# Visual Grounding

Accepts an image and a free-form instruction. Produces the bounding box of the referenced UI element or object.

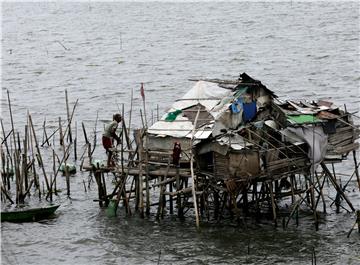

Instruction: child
[102,113,122,167]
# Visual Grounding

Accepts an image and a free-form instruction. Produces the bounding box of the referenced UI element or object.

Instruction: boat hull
[1,205,60,222]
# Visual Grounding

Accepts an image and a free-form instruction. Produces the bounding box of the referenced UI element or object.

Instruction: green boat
[1,204,60,222]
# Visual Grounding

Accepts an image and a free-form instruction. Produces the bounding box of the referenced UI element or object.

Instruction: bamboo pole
[0,119,12,164]
[121,104,125,176]
[339,162,360,194]
[169,178,173,215]
[321,162,355,212]
[13,151,20,203]
[42,117,50,146]
[6,90,17,156]
[0,128,13,145]
[1,185,14,204]
[65,99,79,142]
[269,181,277,227]
[29,114,50,191]
[41,127,60,147]
[309,175,318,230]
[314,172,327,213]
[285,185,310,227]
[46,144,71,199]
[145,134,150,216]
[91,110,98,155]
[28,114,37,190]
[111,174,128,215]
[190,107,201,229]
[6,91,20,203]
[138,132,144,218]
[122,121,132,151]
[62,128,70,198]
[82,122,89,144]
[111,143,139,216]
[352,150,360,190]
[157,159,170,219]
[347,210,360,237]
[65,89,73,143]
[59,116,64,146]
[52,149,57,195]
[128,88,133,136]
[74,121,77,160]
[176,166,183,218]
[156,104,159,121]
[141,83,148,129]
[101,172,107,206]
[94,170,103,207]
[16,132,21,153]
[33,163,40,200]
[0,130,10,190]
[23,125,28,192]
[1,146,6,189]
[140,109,145,130]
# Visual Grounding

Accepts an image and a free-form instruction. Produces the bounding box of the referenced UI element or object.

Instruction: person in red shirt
[102,113,122,167]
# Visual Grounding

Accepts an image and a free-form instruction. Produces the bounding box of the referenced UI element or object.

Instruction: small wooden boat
[1,204,60,222]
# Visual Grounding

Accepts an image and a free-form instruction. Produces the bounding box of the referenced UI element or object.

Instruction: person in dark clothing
[172,142,181,167]
[102,113,122,167]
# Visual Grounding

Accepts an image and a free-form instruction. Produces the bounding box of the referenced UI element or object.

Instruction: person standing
[102,113,122,167]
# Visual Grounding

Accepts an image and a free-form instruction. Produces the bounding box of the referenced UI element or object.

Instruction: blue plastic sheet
[242,101,257,122]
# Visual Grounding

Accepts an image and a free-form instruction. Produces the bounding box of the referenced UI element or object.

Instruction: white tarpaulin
[148,81,234,138]
[170,81,233,116]
[286,126,328,170]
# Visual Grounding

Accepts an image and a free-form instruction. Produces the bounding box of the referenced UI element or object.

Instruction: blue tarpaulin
[242,101,257,122]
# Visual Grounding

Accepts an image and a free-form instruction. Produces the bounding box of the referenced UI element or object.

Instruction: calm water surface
[1,2,360,265]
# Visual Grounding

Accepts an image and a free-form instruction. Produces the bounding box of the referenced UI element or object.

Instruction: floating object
[1,204,60,222]
[59,163,76,174]
[91,159,106,168]
[106,199,117,217]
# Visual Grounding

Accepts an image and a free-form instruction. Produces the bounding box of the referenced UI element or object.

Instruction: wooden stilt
[352,150,360,190]
[269,182,277,227]
[95,171,103,207]
[314,172,327,213]
[144,129,150,216]
[157,159,170,219]
[101,172,108,206]
[176,167,183,218]
[321,162,355,212]
[290,175,295,204]
[309,175,318,231]
[136,131,144,218]
[169,180,173,214]
[190,108,201,229]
